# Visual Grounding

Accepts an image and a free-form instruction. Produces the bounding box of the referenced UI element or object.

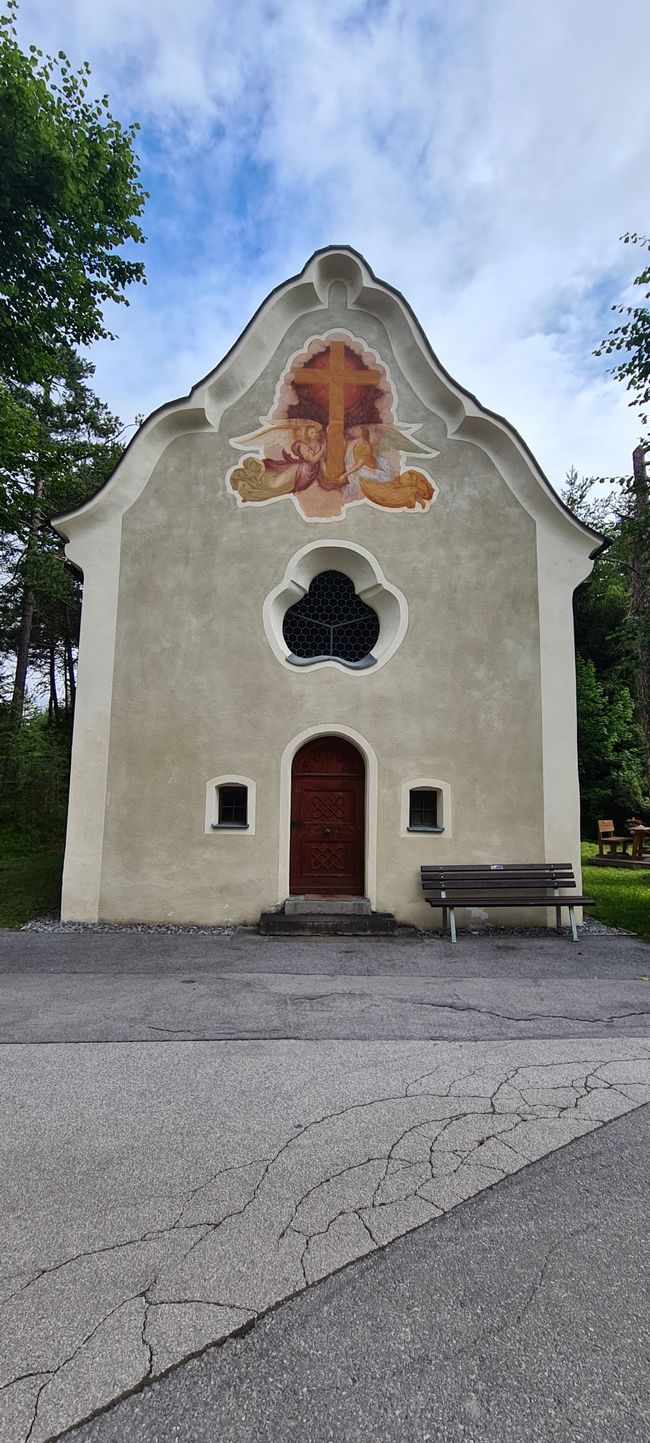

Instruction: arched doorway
[290,737,365,896]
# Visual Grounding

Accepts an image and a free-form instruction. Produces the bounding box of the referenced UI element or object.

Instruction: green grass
[581,841,650,940]
[0,841,64,928]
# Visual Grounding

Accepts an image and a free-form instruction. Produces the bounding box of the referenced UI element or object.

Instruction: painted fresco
[227,330,438,520]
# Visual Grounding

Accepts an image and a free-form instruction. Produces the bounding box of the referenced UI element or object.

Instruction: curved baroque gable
[53,246,604,571]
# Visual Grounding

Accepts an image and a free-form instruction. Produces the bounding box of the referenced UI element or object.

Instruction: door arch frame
[278,724,378,907]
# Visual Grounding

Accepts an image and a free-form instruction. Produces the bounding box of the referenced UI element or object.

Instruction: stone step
[284,896,371,916]
[259,909,416,937]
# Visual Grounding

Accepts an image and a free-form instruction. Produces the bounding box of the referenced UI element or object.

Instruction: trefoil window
[282,570,379,668]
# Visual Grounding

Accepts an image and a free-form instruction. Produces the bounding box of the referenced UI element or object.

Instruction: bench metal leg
[449,907,457,944]
[555,905,562,935]
[568,905,578,943]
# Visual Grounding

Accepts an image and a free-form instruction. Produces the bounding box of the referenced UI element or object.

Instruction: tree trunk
[8,587,36,732]
[65,636,76,711]
[8,463,45,733]
[49,643,60,724]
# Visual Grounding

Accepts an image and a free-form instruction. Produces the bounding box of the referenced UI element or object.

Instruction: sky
[16,0,650,488]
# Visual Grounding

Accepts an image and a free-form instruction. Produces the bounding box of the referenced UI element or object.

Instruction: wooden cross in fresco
[292,340,381,486]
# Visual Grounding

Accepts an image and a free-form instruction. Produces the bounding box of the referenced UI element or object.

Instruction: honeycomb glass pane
[283,570,380,663]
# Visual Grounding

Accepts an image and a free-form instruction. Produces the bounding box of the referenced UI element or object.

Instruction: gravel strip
[422,918,629,938]
[21,914,629,938]
[22,914,236,936]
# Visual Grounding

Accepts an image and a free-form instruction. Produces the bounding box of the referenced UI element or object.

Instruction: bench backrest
[597,820,615,838]
[420,863,576,895]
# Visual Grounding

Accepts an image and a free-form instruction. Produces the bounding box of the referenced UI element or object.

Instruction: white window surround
[263,541,408,674]
[400,779,452,838]
[204,775,256,834]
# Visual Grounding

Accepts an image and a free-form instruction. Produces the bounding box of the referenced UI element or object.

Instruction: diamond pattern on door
[310,794,345,821]
[309,844,346,872]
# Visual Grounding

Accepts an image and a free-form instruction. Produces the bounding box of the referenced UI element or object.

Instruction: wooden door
[290,737,365,896]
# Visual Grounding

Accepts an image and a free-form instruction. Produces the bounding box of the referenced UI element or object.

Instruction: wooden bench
[420,863,594,943]
[597,820,629,857]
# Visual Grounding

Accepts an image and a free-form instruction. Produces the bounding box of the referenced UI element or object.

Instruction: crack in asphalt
[513,1234,574,1330]
[4,995,650,1052]
[3,1052,648,1307]
[21,1291,150,1443]
[371,994,650,1026]
[449,1229,584,1367]
[2,1048,650,1443]
[145,1025,196,1037]
[140,1296,154,1385]
[0,1225,210,1313]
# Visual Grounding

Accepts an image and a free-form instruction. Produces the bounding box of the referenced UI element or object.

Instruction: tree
[562,468,648,831]
[0,3,146,845]
[563,469,636,691]
[0,0,145,781]
[0,699,72,835]
[595,233,650,431]
[594,236,650,791]
[0,0,146,386]
[575,655,647,834]
[0,348,125,737]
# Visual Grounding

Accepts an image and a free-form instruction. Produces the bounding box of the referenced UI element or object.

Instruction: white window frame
[204,775,256,835]
[400,779,451,837]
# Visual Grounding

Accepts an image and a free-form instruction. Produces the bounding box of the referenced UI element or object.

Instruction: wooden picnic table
[630,826,650,859]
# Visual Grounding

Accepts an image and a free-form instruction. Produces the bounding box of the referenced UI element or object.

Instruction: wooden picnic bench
[420,863,594,943]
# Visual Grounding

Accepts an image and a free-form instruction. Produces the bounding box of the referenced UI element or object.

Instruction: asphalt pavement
[1,925,649,1442]
[65,1100,650,1443]
[2,928,650,1042]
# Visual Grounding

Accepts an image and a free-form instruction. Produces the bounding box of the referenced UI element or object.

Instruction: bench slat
[421,875,575,883]
[422,866,578,886]
[421,870,574,879]
[420,862,573,871]
[424,895,594,906]
[421,865,574,877]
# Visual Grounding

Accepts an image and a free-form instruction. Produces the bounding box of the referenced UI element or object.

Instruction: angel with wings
[339,425,435,509]
[228,421,326,503]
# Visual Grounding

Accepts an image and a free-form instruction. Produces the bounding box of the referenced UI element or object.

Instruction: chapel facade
[55,248,602,928]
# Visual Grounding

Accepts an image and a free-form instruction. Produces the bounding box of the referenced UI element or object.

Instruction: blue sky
[16,0,650,485]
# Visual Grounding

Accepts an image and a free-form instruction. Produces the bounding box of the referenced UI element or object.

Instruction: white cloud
[16,0,650,483]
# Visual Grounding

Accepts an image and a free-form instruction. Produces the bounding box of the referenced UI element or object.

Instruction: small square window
[409,789,437,829]
[218,785,248,827]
